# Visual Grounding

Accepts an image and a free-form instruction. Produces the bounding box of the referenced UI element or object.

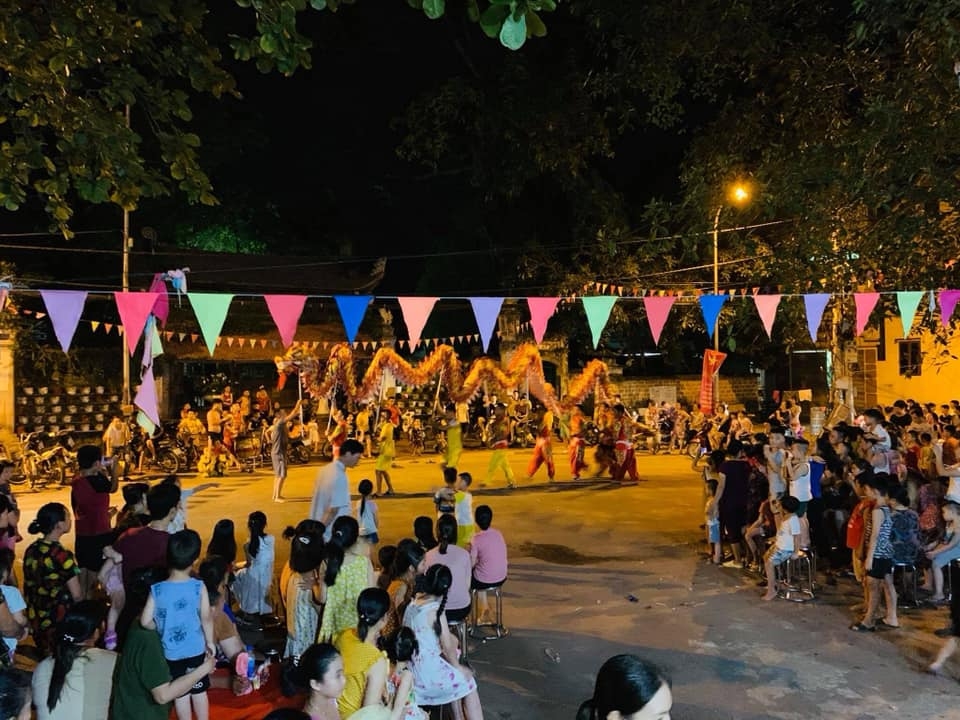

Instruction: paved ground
[13,447,960,719]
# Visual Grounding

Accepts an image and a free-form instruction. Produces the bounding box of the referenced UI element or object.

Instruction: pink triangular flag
[526,297,560,344]
[104,323,114,334]
[939,290,960,327]
[854,292,881,335]
[397,297,438,350]
[752,294,782,339]
[264,295,307,349]
[134,365,161,426]
[148,274,169,327]
[114,292,160,354]
[642,296,676,346]
[35,312,46,319]
[40,290,87,353]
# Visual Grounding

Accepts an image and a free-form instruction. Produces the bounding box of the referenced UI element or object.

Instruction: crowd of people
[700,396,960,671]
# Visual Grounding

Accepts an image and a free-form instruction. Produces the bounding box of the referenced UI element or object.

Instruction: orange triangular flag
[104,323,113,334]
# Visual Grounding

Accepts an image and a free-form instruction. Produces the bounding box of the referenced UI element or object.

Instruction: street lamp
[711,182,751,408]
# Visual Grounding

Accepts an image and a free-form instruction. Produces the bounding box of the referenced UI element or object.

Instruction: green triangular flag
[581,296,618,348]
[189,293,234,356]
[896,291,924,337]
[150,318,164,358]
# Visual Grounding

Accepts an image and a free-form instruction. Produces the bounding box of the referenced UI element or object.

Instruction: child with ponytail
[402,564,482,720]
[356,479,380,546]
[233,511,275,617]
[333,588,390,717]
[318,516,375,643]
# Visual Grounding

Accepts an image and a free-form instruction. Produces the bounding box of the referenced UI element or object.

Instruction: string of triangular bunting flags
[12,287,960,358]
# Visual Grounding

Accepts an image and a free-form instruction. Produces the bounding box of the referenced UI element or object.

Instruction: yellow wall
[870,317,960,405]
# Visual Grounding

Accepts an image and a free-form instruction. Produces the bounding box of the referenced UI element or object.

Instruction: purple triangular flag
[803,293,831,344]
[939,290,960,327]
[40,290,87,353]
[469,297,504,352]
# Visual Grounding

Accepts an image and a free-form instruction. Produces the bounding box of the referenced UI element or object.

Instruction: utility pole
[121,104,131,407]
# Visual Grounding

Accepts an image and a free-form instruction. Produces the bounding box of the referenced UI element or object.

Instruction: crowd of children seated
[0,439,513,719]
[702,398,960,670]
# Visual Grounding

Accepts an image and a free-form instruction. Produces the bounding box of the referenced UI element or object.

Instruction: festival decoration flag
[469,297,505,352]
[334,295,372,344]
[581,296,618,348]
[114,292,161,354]
[104,323,113,334]
[939,289,960,327]
[264,295,307,348]
[752,294,782,339]
[39,290,87,353]
[134,365,161,426]
[642,296,676,346]
[698,349,727,414]
[896,291,924,337]
[136,410,156,436]
[150,319,164,358]
[398,297,438,349]
[698,294,728,341]
[90,321,100,332]
[803,293,831,343]
[189,293,234,356]
[526,297,560,344]
[854,292,880,335]
[148,274,169,326]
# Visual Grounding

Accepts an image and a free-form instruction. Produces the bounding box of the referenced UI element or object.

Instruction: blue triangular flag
[334,296,372,343]
[698,294,728,341]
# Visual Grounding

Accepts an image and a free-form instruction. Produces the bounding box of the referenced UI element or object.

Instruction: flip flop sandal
[849,623,876,632]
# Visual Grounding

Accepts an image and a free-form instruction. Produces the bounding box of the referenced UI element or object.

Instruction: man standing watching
[71,445,119,597]
[310,439,363,540]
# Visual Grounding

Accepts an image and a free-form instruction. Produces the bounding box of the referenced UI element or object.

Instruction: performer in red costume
[612,404,640,482]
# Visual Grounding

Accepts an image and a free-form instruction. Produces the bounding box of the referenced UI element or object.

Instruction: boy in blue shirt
[141,529,214,720]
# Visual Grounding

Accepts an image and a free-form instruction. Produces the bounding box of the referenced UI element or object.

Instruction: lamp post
[710,183,751,411]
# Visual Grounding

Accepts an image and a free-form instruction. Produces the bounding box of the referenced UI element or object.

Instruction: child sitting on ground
[762,495,802,601]
[141,529,215,720]
[196,441,226,478]
[455,473,475,548]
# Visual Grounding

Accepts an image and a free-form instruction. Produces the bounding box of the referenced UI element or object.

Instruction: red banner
[699,349,727,414]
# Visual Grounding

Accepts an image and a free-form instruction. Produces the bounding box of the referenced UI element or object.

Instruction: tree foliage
[0,0,555,236]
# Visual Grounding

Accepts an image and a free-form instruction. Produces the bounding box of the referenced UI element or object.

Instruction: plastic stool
[776,549,816,602]
[469,582,508,640]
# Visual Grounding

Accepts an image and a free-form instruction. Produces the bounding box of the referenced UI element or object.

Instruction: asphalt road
[12,447,960,719]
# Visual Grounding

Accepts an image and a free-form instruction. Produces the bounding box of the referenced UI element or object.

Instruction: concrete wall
[867,317,960,406]
[610,374,761,410]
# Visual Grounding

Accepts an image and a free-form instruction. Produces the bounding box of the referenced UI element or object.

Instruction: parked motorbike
[11,431,74,489]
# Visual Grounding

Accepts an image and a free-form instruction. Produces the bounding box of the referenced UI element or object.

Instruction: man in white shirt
[310,439,363,540]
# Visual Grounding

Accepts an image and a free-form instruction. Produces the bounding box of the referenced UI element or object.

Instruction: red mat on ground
[172,669,305,720]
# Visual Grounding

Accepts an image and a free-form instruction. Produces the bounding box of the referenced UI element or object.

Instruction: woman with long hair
[31,600,116,720]
[318,516,375,643]
[22,503,82,655]
[296,643,345,720]
[281,520,326,658]
[233,510,276,617]
[402,564,482,719]
[424,515,472,623]
[381,539,426,642]
[206,518,238,567]
[334,588,390,717]
[576,655,672,720]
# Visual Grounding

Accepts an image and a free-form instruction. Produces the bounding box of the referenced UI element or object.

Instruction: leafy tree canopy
[0,0,555,236]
